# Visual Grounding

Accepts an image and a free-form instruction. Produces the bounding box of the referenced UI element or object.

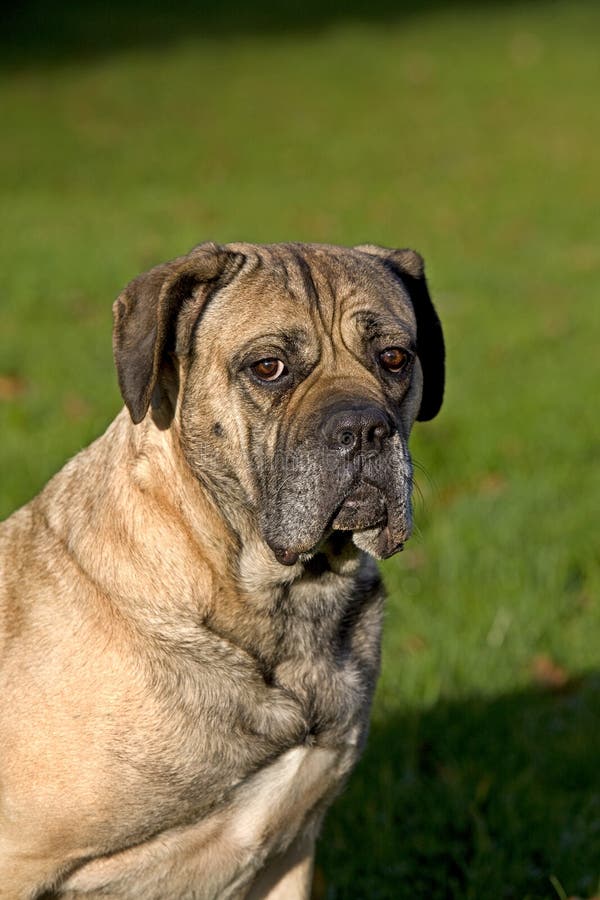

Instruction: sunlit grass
[1,1,599,896]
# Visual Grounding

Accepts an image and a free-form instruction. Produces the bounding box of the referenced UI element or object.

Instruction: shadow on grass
[4,0,548,70]
[318,672,600,899]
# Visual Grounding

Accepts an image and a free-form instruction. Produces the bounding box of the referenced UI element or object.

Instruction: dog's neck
[41,410,369,665]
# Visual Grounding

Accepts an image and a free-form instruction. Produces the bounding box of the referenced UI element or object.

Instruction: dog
[0,242,444,899]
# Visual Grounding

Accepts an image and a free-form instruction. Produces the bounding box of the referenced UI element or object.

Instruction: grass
[1,1,599,897]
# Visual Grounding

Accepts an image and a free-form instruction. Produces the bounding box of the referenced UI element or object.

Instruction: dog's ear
[113,242,243,424]
[355,244,445,421]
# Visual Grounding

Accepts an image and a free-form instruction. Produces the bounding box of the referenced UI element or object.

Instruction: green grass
[1,2,599,897]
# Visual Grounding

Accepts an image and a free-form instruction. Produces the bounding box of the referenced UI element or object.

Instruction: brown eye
[251,358,287,382]
[379,347,409,373]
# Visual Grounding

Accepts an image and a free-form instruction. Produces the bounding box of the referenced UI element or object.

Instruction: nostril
[365,420,389,448]
[322,405,391,454]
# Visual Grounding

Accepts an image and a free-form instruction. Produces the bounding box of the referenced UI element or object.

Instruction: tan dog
[0,242,444,899]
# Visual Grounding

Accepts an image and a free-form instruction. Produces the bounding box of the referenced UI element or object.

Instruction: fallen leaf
[0,373,27,400]
[479,472,507,496]
[63,392,91,421]
[404,634,428,654]
[530,654,570,691]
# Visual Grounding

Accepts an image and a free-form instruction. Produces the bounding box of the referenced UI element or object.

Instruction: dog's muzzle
[264,400,412,565]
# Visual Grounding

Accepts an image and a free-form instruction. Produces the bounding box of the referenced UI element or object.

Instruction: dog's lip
[268,481,391,566]
[330,483,388,532]
[272,547,301,566]
[376,525,405,558]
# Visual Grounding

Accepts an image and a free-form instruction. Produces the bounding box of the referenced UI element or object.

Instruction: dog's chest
[59,563,383,897]
[62,741,355,898]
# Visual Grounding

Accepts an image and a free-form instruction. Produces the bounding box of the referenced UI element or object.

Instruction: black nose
[323,404,391,457]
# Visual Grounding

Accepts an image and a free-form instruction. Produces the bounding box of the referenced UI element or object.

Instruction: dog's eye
[251,358,287,382]
[379,347,409,373]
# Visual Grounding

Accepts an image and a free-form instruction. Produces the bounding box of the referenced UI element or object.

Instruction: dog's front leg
[245,833,315,900]
[0,846,68,900]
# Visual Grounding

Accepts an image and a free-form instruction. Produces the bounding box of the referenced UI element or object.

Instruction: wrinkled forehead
[198,244,417,347]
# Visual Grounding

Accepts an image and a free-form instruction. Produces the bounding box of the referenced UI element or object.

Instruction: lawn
[1,1,599,897]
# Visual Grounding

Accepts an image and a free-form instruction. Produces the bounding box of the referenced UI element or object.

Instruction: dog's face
[113,242,444,563]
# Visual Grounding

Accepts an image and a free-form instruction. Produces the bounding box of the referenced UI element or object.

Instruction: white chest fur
[62,737,358,899]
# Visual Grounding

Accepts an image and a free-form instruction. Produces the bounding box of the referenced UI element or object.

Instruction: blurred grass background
[1,1,599,897]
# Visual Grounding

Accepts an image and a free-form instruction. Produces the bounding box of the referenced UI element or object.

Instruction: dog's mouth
[270,480,407,566]
[330,483,387,532]
[331,482,407,560]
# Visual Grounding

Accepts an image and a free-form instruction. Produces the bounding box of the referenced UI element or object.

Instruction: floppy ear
[355,244,445,421]
[113,242,243,424]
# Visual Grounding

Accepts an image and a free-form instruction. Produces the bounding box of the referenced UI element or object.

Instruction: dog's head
[113,242,444,564]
